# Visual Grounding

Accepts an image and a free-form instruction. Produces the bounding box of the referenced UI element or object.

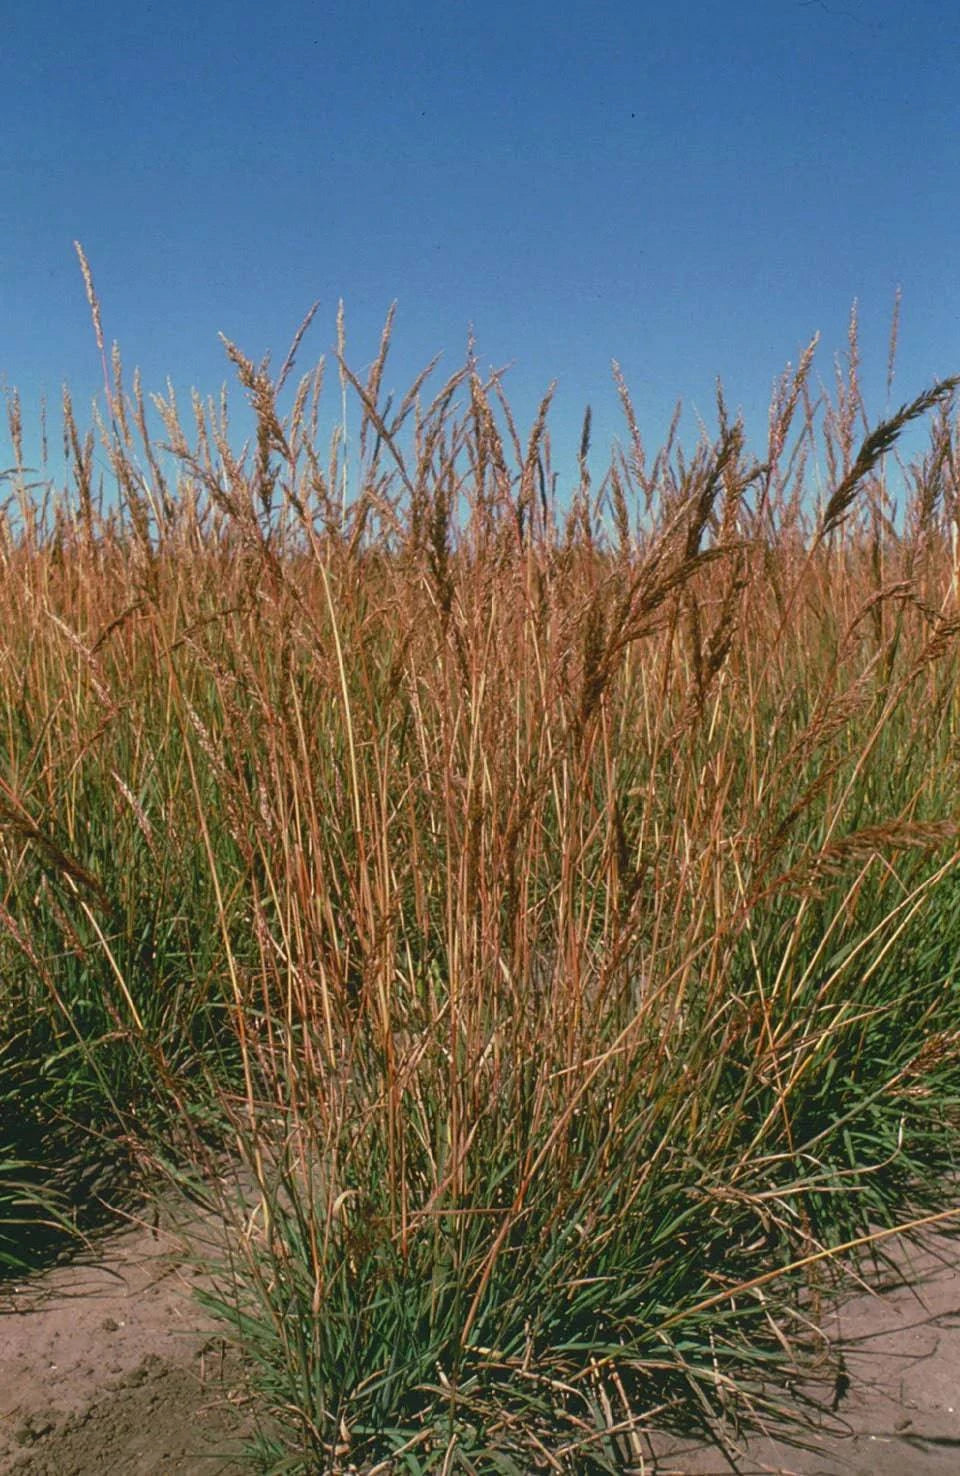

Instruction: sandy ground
[642,1230,960,1474]
[2,1207,960,1475]
[0,1206,253,1476]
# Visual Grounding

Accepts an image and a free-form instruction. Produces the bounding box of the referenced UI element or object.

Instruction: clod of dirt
[7,1355,249,1476]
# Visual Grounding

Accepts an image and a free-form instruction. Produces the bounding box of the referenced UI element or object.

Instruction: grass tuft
[3,293,960,1470]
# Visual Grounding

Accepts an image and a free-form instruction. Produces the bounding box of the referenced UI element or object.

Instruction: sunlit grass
[3,278,960,1470]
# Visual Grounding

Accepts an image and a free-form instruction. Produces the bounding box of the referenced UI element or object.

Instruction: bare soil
[2,1205,960,1475]
[0,1206,254,1476]
[642,1228,960,1474]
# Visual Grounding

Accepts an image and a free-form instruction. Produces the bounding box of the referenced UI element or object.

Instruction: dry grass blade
[4,296,960,1473]
[817,376,960,542]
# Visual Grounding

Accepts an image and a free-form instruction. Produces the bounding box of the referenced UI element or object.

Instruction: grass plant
[3,283,960,1470]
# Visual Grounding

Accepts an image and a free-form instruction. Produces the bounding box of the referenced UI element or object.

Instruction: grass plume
[3,291,960,1471]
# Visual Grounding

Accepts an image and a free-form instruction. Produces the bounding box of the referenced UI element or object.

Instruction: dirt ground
[0,1204,253,1476]
[642,1228,960,1474]
[2,1206,960,1475]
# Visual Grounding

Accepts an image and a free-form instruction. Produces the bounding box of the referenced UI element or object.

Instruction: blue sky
[3,0,958,507]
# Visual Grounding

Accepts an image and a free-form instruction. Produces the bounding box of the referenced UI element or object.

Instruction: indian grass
[2,296,960,1469]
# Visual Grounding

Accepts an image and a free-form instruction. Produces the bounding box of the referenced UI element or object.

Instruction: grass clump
[3,279,960,1469]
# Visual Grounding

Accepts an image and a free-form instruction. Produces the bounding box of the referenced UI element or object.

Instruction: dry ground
[643,1229,960,1474]
[3,1207,960,1475]
[0,1204,253,1476]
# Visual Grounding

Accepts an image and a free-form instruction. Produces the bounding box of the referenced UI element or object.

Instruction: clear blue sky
[3,0,958,503]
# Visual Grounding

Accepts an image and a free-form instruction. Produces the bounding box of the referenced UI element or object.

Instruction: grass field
[3,293,960,1472]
